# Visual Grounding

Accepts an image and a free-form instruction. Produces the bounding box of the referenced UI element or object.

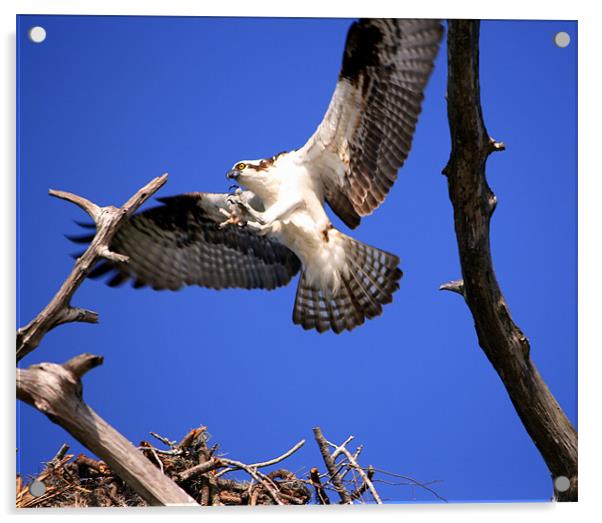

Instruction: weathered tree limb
[312,427,352,504]
[338,445,363,482]
[330,435,354,460]
[442,20,577,501]
[310,429,408,504]
[16,174,168,362]
[16,353,197,506]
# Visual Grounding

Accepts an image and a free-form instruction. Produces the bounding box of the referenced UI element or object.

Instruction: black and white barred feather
[293,235,402,333]
[70,193,301,291]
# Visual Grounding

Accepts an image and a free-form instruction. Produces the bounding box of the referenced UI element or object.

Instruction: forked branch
[310,427,442,504]
[16,174,168,362]
[313,427,352,504]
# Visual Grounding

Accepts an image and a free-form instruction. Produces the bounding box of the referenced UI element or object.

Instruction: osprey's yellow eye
[235,162,247,171]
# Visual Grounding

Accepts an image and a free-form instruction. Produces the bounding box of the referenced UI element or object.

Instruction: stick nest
[17,426,311,507]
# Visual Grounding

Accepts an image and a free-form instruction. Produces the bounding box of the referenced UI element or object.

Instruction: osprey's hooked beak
[226,169,241,180]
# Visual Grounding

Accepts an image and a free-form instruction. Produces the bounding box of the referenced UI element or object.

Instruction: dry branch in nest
[307,427,445,505]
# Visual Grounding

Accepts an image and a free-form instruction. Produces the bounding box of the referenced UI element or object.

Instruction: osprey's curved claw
[218,207,242,228]
[244,220,269,236]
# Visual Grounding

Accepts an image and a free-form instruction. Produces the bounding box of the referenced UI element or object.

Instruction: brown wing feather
[78,193,301,291]
[301,19,443,228]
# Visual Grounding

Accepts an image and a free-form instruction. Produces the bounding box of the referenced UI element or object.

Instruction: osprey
[74,19,443,333]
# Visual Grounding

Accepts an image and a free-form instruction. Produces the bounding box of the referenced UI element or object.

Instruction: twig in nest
[215,438,305,478]
[150,432,177,447]
[339,445,363,482]
[309,467,330,505]
[177,458,223,483]
[350,465,374,501]
[47,443,70,468]
[75,454,111,476]
[332,446,382,504]
[219,458,284,506]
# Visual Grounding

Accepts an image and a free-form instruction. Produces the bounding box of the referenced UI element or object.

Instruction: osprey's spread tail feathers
[292,235,402,334]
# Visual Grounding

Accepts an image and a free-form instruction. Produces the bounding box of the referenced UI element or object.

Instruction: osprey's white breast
[262,154,348,294]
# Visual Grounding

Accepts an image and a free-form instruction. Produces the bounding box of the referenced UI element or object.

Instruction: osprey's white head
[226,151,288,201]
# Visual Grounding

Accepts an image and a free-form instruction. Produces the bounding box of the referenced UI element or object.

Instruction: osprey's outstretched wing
[299,19,443,229]
[70,192,301,291]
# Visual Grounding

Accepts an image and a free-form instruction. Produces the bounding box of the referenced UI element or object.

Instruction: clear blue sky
[17,16,577,503]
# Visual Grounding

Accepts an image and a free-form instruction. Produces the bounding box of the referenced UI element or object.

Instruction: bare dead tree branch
[16,353,197,506]
[442,20,577,501]
[350,465,374,501]
[16,174,168,362]
[330,445,382,504]
[215,439,306,478]
[150,432,177,448]
[330,435,354,460]
[338,445,363,483]
[312,427,352,504]
[218,458,284,506]
[309,428,432,504]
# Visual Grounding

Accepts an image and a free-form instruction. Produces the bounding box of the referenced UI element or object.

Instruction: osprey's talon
[244,220,268,235]
[231,199,263,223]
[219,214,242,228]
